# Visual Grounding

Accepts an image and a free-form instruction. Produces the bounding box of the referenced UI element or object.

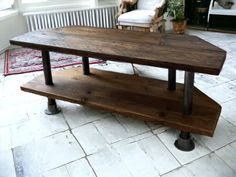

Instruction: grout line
[64,166,72,177]
[152,131,182,167]
[221,116,236,129]
[221,96,236,104]
[91,121,110,145]
[61,110,99,177]
[214,140,236,174]
[214,153,236,174]
[112,114,134,134]
[61,112,87,155]
[83,157,99,177]
[109,130,153,146]
[11,148,18,177]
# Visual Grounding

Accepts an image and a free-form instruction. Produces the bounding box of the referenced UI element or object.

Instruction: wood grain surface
[10,27,226,75]
[21,68,221,136]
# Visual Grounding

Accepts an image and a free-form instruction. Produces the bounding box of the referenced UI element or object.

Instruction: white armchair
[116,0,167,32]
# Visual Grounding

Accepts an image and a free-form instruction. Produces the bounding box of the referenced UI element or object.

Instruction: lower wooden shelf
[21,68,221,136]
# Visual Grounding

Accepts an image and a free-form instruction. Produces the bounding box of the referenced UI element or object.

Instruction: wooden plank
[21,68,221,136]
[10,27,226,75]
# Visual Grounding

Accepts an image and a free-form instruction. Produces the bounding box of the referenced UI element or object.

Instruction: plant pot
[172,20,187,34]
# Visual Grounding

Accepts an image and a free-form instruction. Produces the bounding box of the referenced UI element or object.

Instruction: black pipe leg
[175,131,195,151]
[168,69,176,91]
[45,98,61,115]
[42,50,61,115]
[82,56,90,75]
[175,71,195,151]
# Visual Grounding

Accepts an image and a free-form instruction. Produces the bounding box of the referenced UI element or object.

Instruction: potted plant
[167,0,187,34]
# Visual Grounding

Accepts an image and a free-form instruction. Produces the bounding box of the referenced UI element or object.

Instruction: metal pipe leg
[175,71,195,151]
[42,50,53,85]
[42,50,61,115]
[183,72,194,115]
[168,69,176,91]
[45,98,61,115]
[174,131,195,151]
[82,56,90,75]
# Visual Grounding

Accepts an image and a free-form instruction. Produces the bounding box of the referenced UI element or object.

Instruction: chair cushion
[138,0,162,10]
[118,9,155,27]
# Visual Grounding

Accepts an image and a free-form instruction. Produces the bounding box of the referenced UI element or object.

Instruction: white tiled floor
[162,153,236,177]
[0,30,236,177]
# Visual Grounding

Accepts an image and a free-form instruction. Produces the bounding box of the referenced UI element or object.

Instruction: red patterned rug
[4,48,103,76]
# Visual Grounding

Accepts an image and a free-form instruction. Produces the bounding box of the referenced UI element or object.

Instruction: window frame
[0,0,14,11]
[18,0,96,12]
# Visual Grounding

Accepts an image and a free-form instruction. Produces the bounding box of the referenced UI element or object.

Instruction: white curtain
[0,0,14,10]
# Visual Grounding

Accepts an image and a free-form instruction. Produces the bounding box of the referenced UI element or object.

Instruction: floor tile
[133,64,168,81]
[152,126,170,135]
[220,64,236,81]
[57,100,78,108]
[13,131,85,177]
[0,150,16,177]
[204,82,236,104]
[94,116,129,143]
[0,126,11,151]
[138,136,180,175]
[134,64,186,82]
[42,166,69,177]
[114,114,150,136]
[0,92,43,111]
[158,129,210,165]
[146,122,162,130]
[72,123,108,155]
[195,73,229,89]
[195,118,236,151]
[10,115,69,148]
[146,122,170,135]
[26,98,61,119]
[163,153,236,177]
[184,153,236,177]
[88,147,132,177]
[62,104,111,129]
[162,167,192,177]
[215,141,236,172]
[0,107,29,127]
[222,99,236,126]
[2,73,34,97]
[66,158,96,177]
[91,61,134,74]
[115,142,160,177]
[43,158,97,177]
[111,132,153,149]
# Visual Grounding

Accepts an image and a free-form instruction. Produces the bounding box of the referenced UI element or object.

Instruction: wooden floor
[21,68,221,136]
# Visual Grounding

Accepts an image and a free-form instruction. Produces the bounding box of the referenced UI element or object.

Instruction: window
[0,0,14,10]
[22,0,47,3]
[18,0,118,12]
[19,0,95,12]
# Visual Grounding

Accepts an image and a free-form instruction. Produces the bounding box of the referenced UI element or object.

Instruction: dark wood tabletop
[10,26,226,75]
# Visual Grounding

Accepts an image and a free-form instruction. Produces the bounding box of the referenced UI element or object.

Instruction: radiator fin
[25,6,118,31]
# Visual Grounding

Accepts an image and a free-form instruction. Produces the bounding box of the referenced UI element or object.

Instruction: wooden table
[10,27,226,151]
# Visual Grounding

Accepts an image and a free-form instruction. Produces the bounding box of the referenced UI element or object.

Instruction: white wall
[0,13,27,53]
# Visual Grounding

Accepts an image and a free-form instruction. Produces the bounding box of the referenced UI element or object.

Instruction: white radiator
[24,6,119,31]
